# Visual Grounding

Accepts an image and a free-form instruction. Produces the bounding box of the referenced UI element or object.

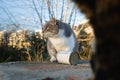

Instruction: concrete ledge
[0,61,93,80]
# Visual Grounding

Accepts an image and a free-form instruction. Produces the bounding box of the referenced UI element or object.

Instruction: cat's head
[43,18,59,38]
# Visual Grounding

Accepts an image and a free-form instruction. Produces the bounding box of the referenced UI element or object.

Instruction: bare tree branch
[46,0,53,19]
[60,0,65,21]
[68,5,75,25]
[50,0,55,18]
[32,0,43,29]
[0,7,18,28]
[62,0,70,22]
[55,0,58,18]
[72,9,77,27]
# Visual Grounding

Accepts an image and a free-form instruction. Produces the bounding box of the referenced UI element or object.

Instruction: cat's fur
[72,0,120,80]
[43,18,78,62]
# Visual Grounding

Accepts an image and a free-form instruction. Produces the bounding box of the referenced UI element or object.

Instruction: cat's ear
[51,18,57,24]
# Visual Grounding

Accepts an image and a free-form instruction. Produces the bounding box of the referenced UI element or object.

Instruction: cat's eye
[46,27,49,30]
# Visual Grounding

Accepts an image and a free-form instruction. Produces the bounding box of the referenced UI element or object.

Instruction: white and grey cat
[43,18,79,62]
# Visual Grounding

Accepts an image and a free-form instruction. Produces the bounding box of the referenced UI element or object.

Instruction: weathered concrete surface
[0,61,93,80]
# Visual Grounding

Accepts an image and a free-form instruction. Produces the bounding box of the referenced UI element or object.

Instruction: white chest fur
[49,30,75,53]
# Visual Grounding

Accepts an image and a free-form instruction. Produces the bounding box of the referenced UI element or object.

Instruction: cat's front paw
[50,56,57,62]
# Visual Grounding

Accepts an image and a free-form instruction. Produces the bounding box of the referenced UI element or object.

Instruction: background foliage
[0,21,95,63]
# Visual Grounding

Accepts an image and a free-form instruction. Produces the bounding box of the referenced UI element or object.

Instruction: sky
[0,0,86,31]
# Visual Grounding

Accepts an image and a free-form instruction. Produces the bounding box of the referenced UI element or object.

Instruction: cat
[43,18,79,62]
[72,0,120,80]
